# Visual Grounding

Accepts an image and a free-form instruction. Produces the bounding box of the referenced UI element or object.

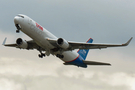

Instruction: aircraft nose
[14,16,20,24]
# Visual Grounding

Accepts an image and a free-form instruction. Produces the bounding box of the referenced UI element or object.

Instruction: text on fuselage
[36,23,43,31]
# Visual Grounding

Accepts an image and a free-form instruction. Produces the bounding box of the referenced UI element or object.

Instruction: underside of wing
[3,38,40,50]
[83,60,111,65]
[2,38,17,47]
[4,44,17,47]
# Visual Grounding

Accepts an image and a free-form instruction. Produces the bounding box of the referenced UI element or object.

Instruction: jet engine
[16,38,28,49]
[57,38,69,49]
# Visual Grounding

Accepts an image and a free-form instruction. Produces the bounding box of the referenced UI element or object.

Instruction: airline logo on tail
[78,38,93,60]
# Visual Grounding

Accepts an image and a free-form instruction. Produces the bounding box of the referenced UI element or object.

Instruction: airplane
[2,14,133,68]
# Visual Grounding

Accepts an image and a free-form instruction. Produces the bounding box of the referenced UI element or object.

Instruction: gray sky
[0,0,135,90]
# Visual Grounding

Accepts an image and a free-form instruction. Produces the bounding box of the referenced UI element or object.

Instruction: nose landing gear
[16,30,20,33]
[15,24,21,33]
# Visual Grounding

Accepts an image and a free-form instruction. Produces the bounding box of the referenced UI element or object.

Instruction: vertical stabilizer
[77,38,93,60]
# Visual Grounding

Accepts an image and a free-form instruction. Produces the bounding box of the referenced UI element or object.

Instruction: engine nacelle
[57,38,69,49]
[16,38,28,49]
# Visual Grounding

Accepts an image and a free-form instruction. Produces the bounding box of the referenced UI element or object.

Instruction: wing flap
[83,60,111,65]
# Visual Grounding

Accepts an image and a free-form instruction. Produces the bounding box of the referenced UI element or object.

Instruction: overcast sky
[0,0,135,90]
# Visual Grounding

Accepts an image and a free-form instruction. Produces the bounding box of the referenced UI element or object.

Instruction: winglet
[122,37,133,46]
[2,37,7,45]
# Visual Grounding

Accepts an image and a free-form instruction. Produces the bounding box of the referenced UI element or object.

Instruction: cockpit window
[17,15,24,18]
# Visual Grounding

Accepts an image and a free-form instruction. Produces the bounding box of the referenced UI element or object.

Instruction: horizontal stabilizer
[83,60,111,65]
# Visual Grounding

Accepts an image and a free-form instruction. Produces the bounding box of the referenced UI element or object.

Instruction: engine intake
[16,38,28,49]
[57,38,69,49]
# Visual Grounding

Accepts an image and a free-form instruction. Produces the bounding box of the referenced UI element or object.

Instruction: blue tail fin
[77,38,93,60]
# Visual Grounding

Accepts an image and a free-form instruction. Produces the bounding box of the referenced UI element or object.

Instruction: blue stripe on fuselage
[65,38,93,68]
[67,55,87,68]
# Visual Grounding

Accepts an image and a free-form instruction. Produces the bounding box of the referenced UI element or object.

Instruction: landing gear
[15,24,21,33]
[38,53,46,58]
[56,54,64,58]
[16,30,20,33]
[37,48,46,58]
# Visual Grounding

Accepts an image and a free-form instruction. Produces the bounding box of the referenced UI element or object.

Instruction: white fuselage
[14,14,79,62]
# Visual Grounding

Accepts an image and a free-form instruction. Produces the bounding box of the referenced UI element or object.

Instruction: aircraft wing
[47,37,133,50]
[2,38,39,50]
[68,37,133,50]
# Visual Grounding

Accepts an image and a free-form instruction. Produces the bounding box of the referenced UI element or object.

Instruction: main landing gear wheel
[38,53,46,58]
